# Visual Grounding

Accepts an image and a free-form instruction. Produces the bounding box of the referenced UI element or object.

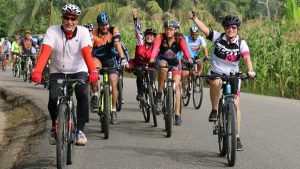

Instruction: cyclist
[1,37,11,69]
[181,24,208,97]
[20,30,39,72]
[128,9,157,102]
[11,35,21,71]
[149,19,193,126]
[31,3,98,145]
[90,12,128,125]
[189,12,256,151]
[83,23,94,41]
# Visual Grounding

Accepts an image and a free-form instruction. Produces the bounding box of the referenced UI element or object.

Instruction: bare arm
[188,11,210,37]
[243,56,254,72]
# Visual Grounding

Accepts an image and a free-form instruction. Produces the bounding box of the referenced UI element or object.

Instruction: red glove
[31,71,42,84]
[88,71,99,83]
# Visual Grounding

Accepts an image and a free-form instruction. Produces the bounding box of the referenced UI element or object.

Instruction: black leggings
[135,69,156,95]
[48,72,89,131]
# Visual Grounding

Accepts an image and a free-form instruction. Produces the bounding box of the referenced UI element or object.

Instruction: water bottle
[226,83,231,94]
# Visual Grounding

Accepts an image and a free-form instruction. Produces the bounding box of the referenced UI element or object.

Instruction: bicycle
[160,65,182,137]
[96,66,121,139]
[50,78,86,169]
[181,61,204,109]
[22,55,33,82]
[132,65,158,127]
[13,55,22,78]
[1,54,9,72]
[200,72,254,166]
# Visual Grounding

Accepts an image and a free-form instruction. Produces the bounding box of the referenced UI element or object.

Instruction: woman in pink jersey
[149,19,193,126]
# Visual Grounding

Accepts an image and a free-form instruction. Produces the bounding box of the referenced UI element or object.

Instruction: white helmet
[62,4,81,16]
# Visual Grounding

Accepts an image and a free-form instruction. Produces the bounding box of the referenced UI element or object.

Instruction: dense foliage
[0,0,299,99]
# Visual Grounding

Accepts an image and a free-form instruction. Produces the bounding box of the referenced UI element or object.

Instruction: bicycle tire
[218,98,226,157]
[148,86,157,127]
[226,101,237,167]
[182,75,191,106]
[67,102,75,165]
[17,68,21,78]
[99,91,105,133]
[103,85,110,139]
[193,75,203,109]
[13,67,17,77]
[141,89,150,123]
[17,63,21,78]
[116,77,123,112]
[56,103,68,169]
[28,64,32,83]
[23,68,27,82]
[165,86,173,137]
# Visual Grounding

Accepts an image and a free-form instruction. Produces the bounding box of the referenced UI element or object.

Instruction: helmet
[84,23,94,31]
[190,24,199,33]
[221,14,241,28]
[25,30,31,34]
[97,12,110,25]
[164,19,180,29]
[61,4,81,16]
[144,28,157,36]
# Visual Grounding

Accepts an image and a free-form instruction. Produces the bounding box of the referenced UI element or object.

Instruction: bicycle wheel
[116,77,123,112]
[28,64,32,83]
[67,102,75,165]
[56,103,68,169]
[141,88,150,123]
[148,86,157,127]
[218,98,226,157]
[23,66,28,82]
[99,91,105,133]
[13,67,17,77]
[182,74,191,106]
[165,86,173,137]
[103,85,110,139]
[193,75,203,109]
[226,101,237,167]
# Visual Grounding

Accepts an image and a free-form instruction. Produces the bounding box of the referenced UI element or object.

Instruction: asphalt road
[0,68,300,169]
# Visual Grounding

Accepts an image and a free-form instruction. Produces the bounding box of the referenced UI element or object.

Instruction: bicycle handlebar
[200,72,256,81]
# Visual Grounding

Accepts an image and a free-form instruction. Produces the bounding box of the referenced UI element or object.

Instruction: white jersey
[42,25,92,74]
[208,30,250,75]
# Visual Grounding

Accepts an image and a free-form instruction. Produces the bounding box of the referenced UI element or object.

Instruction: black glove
[148,62,157,69]
[186,61,194,69]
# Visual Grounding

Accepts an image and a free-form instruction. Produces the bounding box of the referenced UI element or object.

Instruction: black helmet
[144,28,157,36]
[97,12,110,25]
[84,23,94,31]
[221,14,241,28]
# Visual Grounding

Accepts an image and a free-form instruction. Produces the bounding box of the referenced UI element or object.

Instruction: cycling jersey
[42,25,92,74]
[185,35,206,59]
[207,30,250,75]
[151,33,192,61]
[2,40,11,54]
[11,41,20,53]
[91,27,121,62]
[20,38,37,56]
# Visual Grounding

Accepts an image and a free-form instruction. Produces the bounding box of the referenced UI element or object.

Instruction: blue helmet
[97,12,110,25]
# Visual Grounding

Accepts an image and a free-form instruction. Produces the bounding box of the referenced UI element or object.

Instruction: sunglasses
[63,16,78,21]
[225,25,238,30]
